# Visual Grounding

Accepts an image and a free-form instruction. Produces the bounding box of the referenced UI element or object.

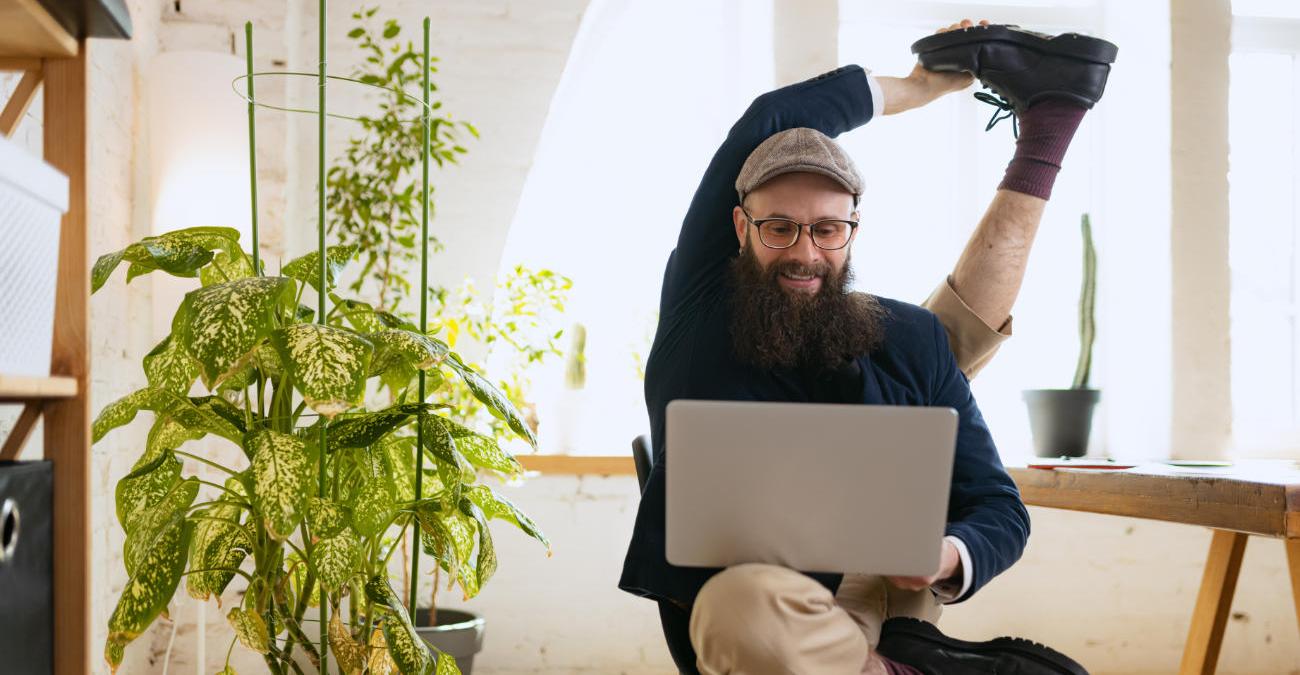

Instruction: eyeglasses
[741,207,859,251]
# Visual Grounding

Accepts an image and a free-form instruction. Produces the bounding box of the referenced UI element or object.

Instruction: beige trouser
[689,564,942,675]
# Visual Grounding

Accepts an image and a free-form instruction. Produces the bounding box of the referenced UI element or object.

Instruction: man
[619,20,1114,675]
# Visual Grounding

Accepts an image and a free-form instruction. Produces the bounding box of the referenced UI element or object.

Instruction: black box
[0,461,52,674]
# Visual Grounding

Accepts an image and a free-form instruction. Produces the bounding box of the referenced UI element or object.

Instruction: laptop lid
[664,399,958,576]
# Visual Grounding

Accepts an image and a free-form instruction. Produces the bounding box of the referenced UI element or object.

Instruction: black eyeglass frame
[740,206,860,251]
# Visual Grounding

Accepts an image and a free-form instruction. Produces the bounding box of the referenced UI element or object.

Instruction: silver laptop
[664,399,958,576]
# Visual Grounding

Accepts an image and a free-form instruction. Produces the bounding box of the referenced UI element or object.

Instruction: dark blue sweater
[618,65,1030,608]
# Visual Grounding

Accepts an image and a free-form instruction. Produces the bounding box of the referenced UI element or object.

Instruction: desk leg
[1178,530,1248,675]
[1287,539,1300,637]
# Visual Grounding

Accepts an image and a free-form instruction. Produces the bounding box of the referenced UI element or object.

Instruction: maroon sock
[997,98,1088,200]
[878,655,925,675]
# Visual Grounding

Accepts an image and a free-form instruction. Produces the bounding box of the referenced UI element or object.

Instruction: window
[496,0,773,455]
[1228,6,1300,454]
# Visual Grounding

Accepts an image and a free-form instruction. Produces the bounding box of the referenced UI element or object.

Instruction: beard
[727,242,888,372]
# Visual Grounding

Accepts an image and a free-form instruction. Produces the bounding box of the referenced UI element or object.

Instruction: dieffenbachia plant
[91,226,549,675]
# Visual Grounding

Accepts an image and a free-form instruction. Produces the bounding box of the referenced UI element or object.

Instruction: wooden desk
[1008,462,1300,675]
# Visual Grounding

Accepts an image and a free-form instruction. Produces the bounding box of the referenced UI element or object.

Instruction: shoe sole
[910,24,1118,65]
[880,617,1090,675]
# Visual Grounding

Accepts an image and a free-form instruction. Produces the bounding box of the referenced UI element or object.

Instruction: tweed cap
[736,127,862,204]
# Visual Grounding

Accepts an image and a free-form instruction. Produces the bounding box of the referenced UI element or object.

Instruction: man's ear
[733,205,747,249]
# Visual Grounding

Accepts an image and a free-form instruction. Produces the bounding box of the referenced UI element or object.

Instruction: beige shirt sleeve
[921,276,1012,380]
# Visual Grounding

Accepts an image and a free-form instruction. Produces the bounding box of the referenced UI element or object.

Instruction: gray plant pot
[415,609,485,674]
[1022,388,1101,458]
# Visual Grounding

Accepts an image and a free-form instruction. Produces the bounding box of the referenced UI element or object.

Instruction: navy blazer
[618,65,1030,609]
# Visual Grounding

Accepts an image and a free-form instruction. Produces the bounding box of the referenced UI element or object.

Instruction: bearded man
[619,20,1115,675]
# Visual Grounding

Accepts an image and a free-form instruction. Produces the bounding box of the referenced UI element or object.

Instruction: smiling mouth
[779,272,822,291]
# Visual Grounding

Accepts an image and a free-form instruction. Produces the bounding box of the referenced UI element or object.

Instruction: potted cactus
[1023,213,1100,458]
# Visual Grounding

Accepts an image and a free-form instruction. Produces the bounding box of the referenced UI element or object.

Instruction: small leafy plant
[91,228,548,674]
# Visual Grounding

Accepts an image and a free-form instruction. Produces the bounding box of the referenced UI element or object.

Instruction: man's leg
[690,563,879,674]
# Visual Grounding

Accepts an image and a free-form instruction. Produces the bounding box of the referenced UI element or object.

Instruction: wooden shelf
[0,0,77,58]
[0,374,78,402]
[518,454,636,476]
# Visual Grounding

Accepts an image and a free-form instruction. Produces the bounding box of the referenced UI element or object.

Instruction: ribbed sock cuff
[997,98,1087,200]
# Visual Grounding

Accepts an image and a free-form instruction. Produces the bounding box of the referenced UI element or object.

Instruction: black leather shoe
[876,617,1090,675]
[910,25,1117,133]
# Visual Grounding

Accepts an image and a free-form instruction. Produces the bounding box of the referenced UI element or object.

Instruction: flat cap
[736,127,862,203]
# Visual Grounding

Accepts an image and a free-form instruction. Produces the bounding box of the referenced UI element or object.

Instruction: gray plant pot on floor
[415,609,485,674]
[1023,388,1101,458]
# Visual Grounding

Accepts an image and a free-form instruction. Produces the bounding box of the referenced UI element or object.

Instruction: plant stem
[176,451,242,476]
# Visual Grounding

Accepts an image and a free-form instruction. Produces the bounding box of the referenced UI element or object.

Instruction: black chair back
[631,434,653,493]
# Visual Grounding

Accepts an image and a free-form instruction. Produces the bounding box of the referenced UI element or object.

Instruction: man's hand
[886,538,962,591]
[879,18,989,115]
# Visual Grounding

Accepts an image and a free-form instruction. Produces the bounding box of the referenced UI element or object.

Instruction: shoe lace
[973,89,1019,138]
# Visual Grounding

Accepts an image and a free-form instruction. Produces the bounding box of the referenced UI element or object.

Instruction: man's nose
[784,226,823,266]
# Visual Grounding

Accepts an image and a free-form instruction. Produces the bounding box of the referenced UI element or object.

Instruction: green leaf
[187,480,251,602]
[443,509,479,600]
[381,615,431,675]
[282,245,357,291]
[460,499,497,591]
[378,435,418,502]
[306,496,349,539]
[435,651,461,675]
[271,323,374,418]
[200,249,256,287]
[227,607,271,654]
[105,638,126,673]
[382,21,400,39]
[347,27,365,38]
[143,331,199,394]
[176,276,294,389]
[123,477,198,577]
[449,362,537,447]
[115,445,182,534]
[92,226,243,292]
[419,416,465,507]
[433,415,522,476]
[94,387,245,446]
[350,474,394,538]
[314,529,360,592]
[329,294,386,333]
[368,330,449,392]
[328,403,442,451]
[466,484,549,553]
[106,520,193,660]
[248,430,312,539]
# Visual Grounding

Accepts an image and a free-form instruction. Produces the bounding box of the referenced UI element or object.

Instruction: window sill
[517,454,636,476]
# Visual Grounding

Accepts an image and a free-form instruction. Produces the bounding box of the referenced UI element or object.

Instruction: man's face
[731,172,859,297]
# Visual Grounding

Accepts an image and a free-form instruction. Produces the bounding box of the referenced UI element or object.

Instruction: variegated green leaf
[420,416,465,508]
[227,607,271,654]
[124,477,198,577]
[435,651,461,675]
[106,520,193,656]
[369,329,449,374]
[433,415,522,476]
[381,615,432,675]
[461,499,497,590]
[94,387,244,444]
[351,476,394,538]
[115,445,182,534]
[216,666,237,675]
[92,226,243,292]
[314,529,360,593]
[271,323,373,418]
[466,484,549,553]
[176,276,293,389]
[187,479,251,601]
[104,635,126,673]
[329,614,368,675]
[143,331,199,395]
[248,430,312,539]
[328,403,443,451]
[199,249,256,287]
[329,294,386,333]
[443,509,480,600]
[282,245,356,291]
[286,551,321,608]
[449,363,537,448]
[378,435,418,502]
[306,496,349,539]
